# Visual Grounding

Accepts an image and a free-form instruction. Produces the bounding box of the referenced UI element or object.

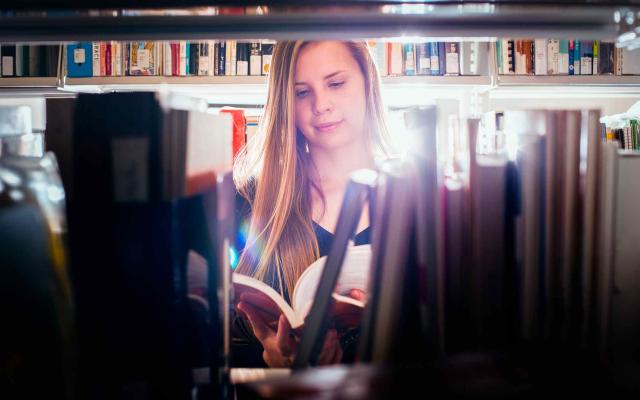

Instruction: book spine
[534,39,547,75]
[219,41,226,76]
[438,42,446,75]
[568,40,575,75]
[547,39,559,75]
[236,42,249,76]
[445,42,460,76]
[105,42,112,76]
[403,43,415,76]
[593,40,599,76]
[179,41,187,76]
[15,44,23,77]
[558,39,569,74]
[580,40,593,75]
[390,43,402,76]
[496,40,503,74]
[430,42,440,75]
[261,40,273,76]
[1,45,16,76]
[100,42,106,77]
[416,42,430,75]
[92,42,100,77]
[574,40,581,75]
[249,41,261,76]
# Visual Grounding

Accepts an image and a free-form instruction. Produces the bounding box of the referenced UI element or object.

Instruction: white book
[92,42,100,77]
[621,48,640,75]
[547,39,559,75]
[534,39,548,75]
[390,43,403,75]
[581,55,593,75]
[179,41,187,76]
[501,39,513,75]
[164,42,172,76]
[232,244,371,331]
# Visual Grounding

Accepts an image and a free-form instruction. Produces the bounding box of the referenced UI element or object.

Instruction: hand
[237,302,343,367]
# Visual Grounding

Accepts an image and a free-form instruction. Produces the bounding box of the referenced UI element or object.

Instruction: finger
[276,314,294,358]
[238,302,273,342]
[331,343,343,364]
[317,330,338,365]
[349,289,365,301]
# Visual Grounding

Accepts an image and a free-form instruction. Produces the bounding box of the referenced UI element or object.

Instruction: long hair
[233,40,393,299]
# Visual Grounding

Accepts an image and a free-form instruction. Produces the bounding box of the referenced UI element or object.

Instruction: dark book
[189,42,198,76]
[235,42,249,76]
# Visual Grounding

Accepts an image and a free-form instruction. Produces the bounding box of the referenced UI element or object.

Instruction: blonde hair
[233,40,393,298]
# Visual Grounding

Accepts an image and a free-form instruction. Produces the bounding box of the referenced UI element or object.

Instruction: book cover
[67,42,93,78]
[130,42,156,76]
[233,244,371,333]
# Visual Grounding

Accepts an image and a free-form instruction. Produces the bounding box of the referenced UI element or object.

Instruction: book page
[232,273,301,328]
[291,244,371,324]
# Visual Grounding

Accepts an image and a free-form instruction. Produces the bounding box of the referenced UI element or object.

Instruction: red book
[220,107,247,158]
[105,43,112,76]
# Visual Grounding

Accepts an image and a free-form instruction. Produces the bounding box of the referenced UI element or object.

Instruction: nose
[312,89,333,116]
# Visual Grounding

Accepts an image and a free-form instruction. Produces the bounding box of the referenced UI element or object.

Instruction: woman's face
[294,41,367,152]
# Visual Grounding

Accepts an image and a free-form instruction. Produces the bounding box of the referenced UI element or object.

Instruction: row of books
[64,40,489,78]
[65,41,275,78]
[369,41,489,76]
[44,93,237,396]
[361,105,640,389]
[59,39,640,79]
[603,119,640,151]
[497,39,640,75]
[0,45,59,77]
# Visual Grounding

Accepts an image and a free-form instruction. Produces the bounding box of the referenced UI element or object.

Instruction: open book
[233,244,371,332]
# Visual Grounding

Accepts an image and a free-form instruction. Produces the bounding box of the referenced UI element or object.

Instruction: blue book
[429,42,440,75]
[573,40,581,75]
[67,42,93,77]
[568,40,575,75]
[403,43,415,75]
[438,42,446,75]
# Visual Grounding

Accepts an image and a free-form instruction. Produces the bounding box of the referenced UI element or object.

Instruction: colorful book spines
[498,39,619,76]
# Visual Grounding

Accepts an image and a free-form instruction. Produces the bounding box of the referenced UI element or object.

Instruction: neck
[307,138,375,191]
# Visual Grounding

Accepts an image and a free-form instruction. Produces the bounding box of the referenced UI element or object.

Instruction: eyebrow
[295,70,346,85]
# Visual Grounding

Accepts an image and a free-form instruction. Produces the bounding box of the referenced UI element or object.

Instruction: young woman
[232,40,393,368]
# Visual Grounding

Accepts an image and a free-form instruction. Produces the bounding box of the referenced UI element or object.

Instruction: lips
[314,120,343,133]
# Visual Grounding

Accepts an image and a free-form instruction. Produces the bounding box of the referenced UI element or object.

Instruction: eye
[329,81,345,89]
[295,89,309,98]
